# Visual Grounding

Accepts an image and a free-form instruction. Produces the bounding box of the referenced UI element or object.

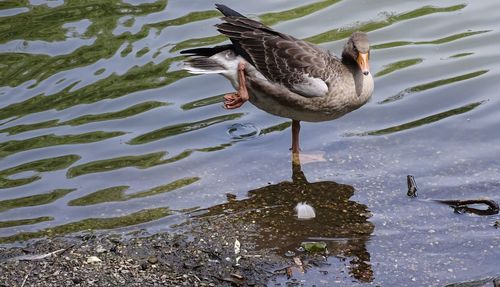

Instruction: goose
[181,4,374,154]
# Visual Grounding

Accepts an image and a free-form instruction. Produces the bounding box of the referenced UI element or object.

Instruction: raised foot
[238,61,245,72]
[223,93,246,109]
[223,61,249,109]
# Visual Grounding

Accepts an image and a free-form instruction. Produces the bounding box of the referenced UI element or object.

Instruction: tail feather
[181,4,253,75]
[180,44,233,57]
[183,57,226,74]
[215,4,245,17]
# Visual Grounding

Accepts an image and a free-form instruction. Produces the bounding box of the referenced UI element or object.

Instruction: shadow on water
[195,156,374,283]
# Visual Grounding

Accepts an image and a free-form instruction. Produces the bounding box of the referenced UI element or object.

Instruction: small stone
[147,256,158,264]
[95,245,107,254]
[72,278,82,284]
[86,256,102,264]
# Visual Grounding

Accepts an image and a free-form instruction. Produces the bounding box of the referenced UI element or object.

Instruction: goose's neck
[341,55,359,75]
[341,54,374,105]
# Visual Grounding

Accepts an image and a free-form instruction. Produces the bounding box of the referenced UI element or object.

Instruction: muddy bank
[0,218,293,287]
[0,210,333,287]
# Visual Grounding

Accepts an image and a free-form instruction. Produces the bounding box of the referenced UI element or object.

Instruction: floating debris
[301,242,327,253]
[407,175,418,197]
[406,175,499,216]
[435,199,499,216]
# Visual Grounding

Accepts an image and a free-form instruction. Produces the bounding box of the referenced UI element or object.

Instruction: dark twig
[20,267,34,287]
[434,199,499,216]
[406,175,499,216]
[407,175,418,197]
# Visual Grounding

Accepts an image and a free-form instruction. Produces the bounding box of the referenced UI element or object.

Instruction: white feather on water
[295,202,316,219]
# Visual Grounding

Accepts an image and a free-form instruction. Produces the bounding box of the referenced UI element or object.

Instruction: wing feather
[216,16,336,97]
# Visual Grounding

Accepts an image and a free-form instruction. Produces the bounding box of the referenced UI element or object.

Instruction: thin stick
[20,267,33,287]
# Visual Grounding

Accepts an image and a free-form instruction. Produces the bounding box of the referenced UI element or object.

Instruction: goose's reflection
[198,154,374,282]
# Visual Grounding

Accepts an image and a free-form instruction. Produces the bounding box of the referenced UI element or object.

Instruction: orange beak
[357,52,370,76]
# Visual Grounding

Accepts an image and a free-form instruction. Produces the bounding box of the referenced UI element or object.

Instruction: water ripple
[0,131,124,158]
[0,207,171,244]
[375,58,423,77]
[305,4,466,44]
[379,70,488,104]
[129,113,244,145]
[372,30,490,50]
[0,189,75,212]
[0,101,167,135]
[1,1,499,283]
[69,177,199,206]
[350,101,484,136]
[0,154,80,188]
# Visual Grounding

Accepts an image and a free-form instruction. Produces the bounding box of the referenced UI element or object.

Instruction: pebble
[95,245,107,254]
[86,256,102,264]
[148,256,158,264]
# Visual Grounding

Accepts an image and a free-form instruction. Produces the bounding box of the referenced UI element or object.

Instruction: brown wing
[216,17,337,97]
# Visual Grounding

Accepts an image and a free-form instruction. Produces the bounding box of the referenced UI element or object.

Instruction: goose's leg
[291,120,301,154]
[224,62,249,109]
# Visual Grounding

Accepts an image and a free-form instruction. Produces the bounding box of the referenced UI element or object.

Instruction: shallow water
[1,0,499,285]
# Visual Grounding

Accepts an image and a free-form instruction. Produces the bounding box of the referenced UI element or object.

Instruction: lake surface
[1,0,499,285]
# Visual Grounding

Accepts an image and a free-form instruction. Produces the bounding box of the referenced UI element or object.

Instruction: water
[1,0,499,285]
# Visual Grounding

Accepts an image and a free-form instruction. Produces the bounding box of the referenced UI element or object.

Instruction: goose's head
[342,32,370,76]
